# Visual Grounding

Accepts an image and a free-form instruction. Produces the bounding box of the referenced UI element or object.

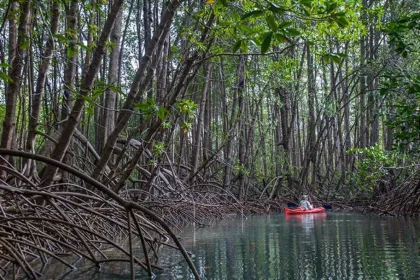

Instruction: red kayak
[284,207,326,214]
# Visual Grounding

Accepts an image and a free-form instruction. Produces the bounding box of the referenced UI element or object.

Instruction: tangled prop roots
[0,150,201,279]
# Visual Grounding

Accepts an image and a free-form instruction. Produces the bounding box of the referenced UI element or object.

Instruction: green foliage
[322,52,347,64]
[234,159,249,176]
[261,32,273,54]
[152,141,166,158]
[0,105,5,135]
[381,12,420,152]
[135,98,169,121]
[381,73,420,152]
[230,0,351,54]
[175,99,197,119]
[0,62,12,83]
[383,12,420,58]
[173,99,198,133]
[348,145,396,192]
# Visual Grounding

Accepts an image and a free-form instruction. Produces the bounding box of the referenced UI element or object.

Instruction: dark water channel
[42,212,420,279]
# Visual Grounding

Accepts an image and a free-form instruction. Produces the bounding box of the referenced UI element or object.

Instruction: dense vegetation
[0,0,419,278]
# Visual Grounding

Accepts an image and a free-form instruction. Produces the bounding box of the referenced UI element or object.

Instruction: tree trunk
[24,0,60,174]
[359,0,368,148]
[102,6,123,153]
[223,55,245,191]
[1,0,31,170]
[190,62,211,182]
[61,0,79,121]
[300,44,317,190]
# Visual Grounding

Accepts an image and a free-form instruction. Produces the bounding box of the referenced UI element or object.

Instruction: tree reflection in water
[38,213,420,280]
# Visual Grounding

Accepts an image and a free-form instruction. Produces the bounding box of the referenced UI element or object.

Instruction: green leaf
[67,47,75,59]
[335,16,349,28]
[77,42,93,53]
[19,39,30,50]
[278,21,293,29]
[232,40,242,53]
[219,0,227,6]
[261,32,273,54]
[266,15,277,30]
[334,11,347,17]
[136,103,149,112]
[302,8,310,17]
[241,10,263,20]
[274,33,288,43]
[331,56,340,64]
[323,54,341,64]
[53,34,68,43]
[0,72,12,82]
[286,28,301,36]
[157,107,169,121]
[299,0,313,8]
[85,105,94,116]
[326,2,338,13]
[335,52,348,58]
[269,2,286,14]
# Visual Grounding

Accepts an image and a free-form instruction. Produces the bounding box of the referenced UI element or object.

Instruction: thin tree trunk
[61,0,79,121]
[359,0,368,148]
[102,7,123,153]
[24,0,60,174]
[223,56,245,190]
[190,62,211,181]
[1,0,31,170]
[300,44,316,191]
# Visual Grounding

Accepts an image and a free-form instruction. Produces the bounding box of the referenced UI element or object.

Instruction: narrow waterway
[41,212,420,279]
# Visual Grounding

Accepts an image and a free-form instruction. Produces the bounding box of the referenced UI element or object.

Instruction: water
[40,212,420,279]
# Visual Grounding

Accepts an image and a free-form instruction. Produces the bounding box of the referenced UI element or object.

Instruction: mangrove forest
[0,0,419,279]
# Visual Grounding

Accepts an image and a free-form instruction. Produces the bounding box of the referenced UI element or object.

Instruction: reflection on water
[284,213,327,233]
[39,213,420,280]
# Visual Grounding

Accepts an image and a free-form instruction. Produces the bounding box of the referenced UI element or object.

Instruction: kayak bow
[284,207,326,214]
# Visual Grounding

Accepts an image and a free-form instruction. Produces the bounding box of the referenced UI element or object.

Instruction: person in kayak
[299,195,313,210]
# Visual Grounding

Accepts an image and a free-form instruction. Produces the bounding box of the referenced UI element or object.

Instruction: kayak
[284,207,326,214]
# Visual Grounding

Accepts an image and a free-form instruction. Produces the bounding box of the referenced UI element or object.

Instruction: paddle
[322,204,333,210]
[287,202,298,209]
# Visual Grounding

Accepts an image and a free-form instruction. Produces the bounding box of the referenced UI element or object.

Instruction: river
[40,212,420,279]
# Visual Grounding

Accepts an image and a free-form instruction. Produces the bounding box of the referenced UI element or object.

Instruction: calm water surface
[43,212,420,280]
